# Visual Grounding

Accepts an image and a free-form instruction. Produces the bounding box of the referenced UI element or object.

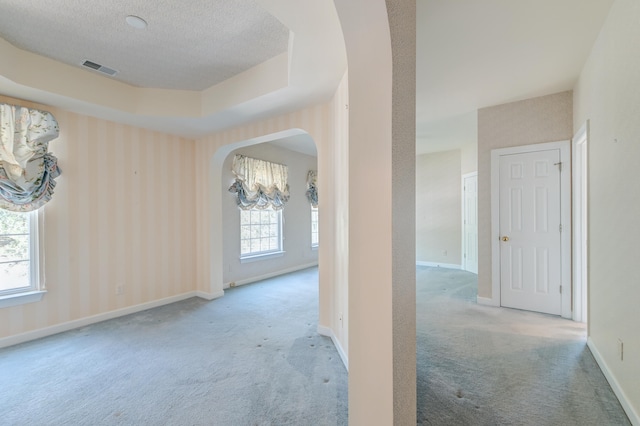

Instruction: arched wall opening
[208,128,317,298]
[193,99,347,372]
[218,132,319,289]
[333,0,416,423]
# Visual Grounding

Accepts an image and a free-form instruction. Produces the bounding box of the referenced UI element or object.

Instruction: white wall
[319,71,350,360]
[574,0,640,421]
[416,150,462,266]
[221,143,318,285]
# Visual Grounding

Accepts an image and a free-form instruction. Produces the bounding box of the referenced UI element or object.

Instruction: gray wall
[222,143,318,285]
[461,141,477,176]
[477,91,573,298]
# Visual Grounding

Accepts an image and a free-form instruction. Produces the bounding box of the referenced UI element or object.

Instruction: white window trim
[240,250,286,263]
[0,209,46,308]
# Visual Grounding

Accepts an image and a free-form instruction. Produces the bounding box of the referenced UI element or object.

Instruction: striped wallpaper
[0,89,347,355]
[0,95,196,340]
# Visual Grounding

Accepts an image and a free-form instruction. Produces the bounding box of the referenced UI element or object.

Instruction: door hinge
[554,162,563,172]
[559,224,563,232]
[560,285,562,294]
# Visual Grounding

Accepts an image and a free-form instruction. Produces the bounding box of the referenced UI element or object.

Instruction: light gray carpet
[1,267,347,425]
[1,267,631,425]
[416,266,630,425]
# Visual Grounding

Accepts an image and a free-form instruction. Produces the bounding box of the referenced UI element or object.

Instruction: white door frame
[572,121,589,323]
[461,172,478,273]
[491,140,572,319]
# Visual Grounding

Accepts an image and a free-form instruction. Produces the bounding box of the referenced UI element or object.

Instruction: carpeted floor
[1,267,347,426]
[1,266,631,425]
[416,266,630,425]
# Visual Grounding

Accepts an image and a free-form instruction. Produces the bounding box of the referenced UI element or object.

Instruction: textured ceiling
[0,0,290,90]
[0,0,614,147]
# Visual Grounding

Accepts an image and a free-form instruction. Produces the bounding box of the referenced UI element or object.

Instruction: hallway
[416,266,629,425]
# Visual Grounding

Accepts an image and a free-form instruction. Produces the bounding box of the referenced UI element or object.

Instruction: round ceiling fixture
[126,15,148,29]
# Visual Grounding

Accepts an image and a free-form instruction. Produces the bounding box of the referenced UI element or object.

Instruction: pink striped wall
[0,93,346,356]
[0,95,196,339]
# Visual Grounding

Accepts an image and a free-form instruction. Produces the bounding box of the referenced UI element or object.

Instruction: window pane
[239,208,282,257]
[311,206,319,247]
[0,210,29,234]
[260,212,271,225]
[240,225,251,239]
[260,226,270,237]
[240,210,250,225]
[0,235,30,262]
[250,226,260,239]
[0,261,30,291]
[1,210,36,295]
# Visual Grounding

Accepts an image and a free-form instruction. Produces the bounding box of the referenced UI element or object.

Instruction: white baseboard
[224,262,319,289]
[587,337,639,425]
[416,261,461,270]
[477,296,500,307]
[0,291,198,349]
[318,325,349,371]
[196,290,225,300]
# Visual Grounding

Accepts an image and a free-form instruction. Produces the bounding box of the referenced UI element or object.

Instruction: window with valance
[305,170,318,207]
[306,170,319,247]
[228,154,289,210]
[0,103,61,212]
[0,103,60,305]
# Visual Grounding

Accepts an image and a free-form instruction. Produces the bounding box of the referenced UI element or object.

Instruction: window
[0,209,44,306]
[311,206,319,248]
[240,208,283,259]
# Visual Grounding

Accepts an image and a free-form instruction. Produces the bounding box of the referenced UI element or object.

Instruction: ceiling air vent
[82,60,118,76]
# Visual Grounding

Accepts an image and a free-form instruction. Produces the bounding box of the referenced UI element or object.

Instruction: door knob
[501,236,510,242]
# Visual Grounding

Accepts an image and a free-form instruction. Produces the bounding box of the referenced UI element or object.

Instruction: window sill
[311,245,319,250]
[0,290,47,308]
[240,251,285,263]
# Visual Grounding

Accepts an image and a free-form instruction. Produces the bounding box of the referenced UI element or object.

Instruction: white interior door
[499,149,562,315]
[462,173,478,274]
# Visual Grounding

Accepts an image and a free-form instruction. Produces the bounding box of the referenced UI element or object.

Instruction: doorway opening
[490,140,572,318]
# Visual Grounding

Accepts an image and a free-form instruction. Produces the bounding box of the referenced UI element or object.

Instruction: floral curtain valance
[305,170,318,207]
[228,154,290,210]
[0,104,61,212]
